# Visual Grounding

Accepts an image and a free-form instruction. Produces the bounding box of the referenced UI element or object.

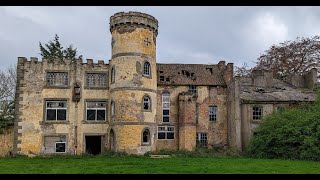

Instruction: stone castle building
[10,12,317,156]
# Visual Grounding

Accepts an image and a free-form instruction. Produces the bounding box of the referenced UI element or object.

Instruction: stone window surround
[157,126,175,140]
[252,106,263,121]
[44,70,70,89]
[83,99,108,123]
[142,60,152,79]
[42,133,68,154]
[43,98,69,123]
[142,94,152,112]
[141,127,151,146]
[111,65,115,84]
[84,71,108,90]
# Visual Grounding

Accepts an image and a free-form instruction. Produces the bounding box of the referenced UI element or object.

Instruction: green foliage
[39,34,82,61]
[246,91,320,161]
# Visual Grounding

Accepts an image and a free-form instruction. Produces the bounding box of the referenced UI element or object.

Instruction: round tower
[108,12,158,154]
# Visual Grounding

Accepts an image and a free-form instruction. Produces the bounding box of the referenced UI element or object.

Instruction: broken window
[209,106,217,122]
[157,126,174,140]
[86,73,107,88]
[46,101,67,121]
[47,72,68,86]
[111,67,115,83]
[143,61,151,76]
[253,106,263,120]
[86,101,107,121]
[111,100,115,116]
[43,136,66,154]
[143,95,151,111]
[162,92,170,123]
[160,76,165,81]
[189,85,197,94]
[142,129,150,145]
[196,133,208,148]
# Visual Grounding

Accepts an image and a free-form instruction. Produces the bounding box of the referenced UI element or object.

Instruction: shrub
[246,91,320,161]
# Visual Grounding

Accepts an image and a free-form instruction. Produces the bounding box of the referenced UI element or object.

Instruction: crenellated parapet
[110,11,158,36]
[17,57,109,70]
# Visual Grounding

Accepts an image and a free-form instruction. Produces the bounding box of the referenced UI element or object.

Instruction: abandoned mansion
[10,12,317,156]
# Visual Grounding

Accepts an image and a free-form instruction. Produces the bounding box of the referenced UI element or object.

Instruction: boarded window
[47,72,68,86]
[43,136,67,154]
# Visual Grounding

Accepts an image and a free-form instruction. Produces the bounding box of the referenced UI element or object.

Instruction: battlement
[110,11,158,36]
[17,57,109,69]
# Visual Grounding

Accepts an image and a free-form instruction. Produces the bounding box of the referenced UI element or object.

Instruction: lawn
[0,155,319,174]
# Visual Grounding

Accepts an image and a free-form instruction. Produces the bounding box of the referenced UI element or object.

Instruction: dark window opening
[189,85,197,94]
[160,76,165,81]
[253,107,263,120]
[196,133,208,148]
[143,96,151,110]
[142,129,150,145]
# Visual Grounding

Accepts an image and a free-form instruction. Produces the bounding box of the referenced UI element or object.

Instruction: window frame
[209,106,217,122]
[45,71,70,88]
[85,72,108,89]
[252,106,263,120]
[55,141,67,153]
[45,100,68,122]
[162,92,170,123]
[143,61,151,78]
[157,126,175,140]
[188,85,197,94]
[85,100,107,122]
[141,128,151,146]
[142,94,152,112]
[196,132,208,148]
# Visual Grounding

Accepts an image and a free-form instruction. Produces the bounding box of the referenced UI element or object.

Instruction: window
[47,72,68,86]
[111,100,115,116]
[111,67,115,83]
[86,101,107,121]
[196,133,208,148]
[43,136,66,154]
[162,92,170,123]
[143,95,151,111]
[158,126,174,139]
[209,106,217,122]
[46,101,67,121]
[189,85,197,94]
[55,142,66,153]
[143,61,151,76]
[142,129,150,145]
[253,107,263,120]
[86,73,107,88]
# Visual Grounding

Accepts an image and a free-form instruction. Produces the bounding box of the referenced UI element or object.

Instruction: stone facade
[7,11,317,156]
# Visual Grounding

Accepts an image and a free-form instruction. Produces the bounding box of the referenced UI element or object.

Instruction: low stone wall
[0,126,14,157]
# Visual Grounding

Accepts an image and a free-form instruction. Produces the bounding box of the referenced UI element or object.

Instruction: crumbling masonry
[6,11,317,156]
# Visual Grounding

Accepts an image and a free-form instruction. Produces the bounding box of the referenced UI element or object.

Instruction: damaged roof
[239,77,316,103]
[156,63,226,86]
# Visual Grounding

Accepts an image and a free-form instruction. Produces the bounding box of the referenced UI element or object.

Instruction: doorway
[85,136,102,155]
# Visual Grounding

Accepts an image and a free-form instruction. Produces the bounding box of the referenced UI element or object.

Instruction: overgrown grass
[0,155,320,174]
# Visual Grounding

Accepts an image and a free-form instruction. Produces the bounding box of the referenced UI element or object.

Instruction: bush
[246,92,320,161]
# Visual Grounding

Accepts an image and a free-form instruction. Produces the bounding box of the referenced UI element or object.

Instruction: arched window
[143,61,151,76]
[111,100,115,116]
[142,128,150,145]
[111,66,115,83]
[142,95,151,111]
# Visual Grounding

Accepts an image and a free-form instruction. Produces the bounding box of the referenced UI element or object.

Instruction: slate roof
[156,63,226,86]
[239,77,316,103]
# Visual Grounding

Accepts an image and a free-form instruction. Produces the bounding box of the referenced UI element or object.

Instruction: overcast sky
[1,6,320,71]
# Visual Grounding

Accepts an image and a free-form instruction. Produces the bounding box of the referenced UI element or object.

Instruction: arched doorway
[109,129,115,151]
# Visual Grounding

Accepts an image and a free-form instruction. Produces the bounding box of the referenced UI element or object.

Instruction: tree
[39,34,82,61]
[255,35,320,79]
[0,65,16,133]
[234,62,253,77]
